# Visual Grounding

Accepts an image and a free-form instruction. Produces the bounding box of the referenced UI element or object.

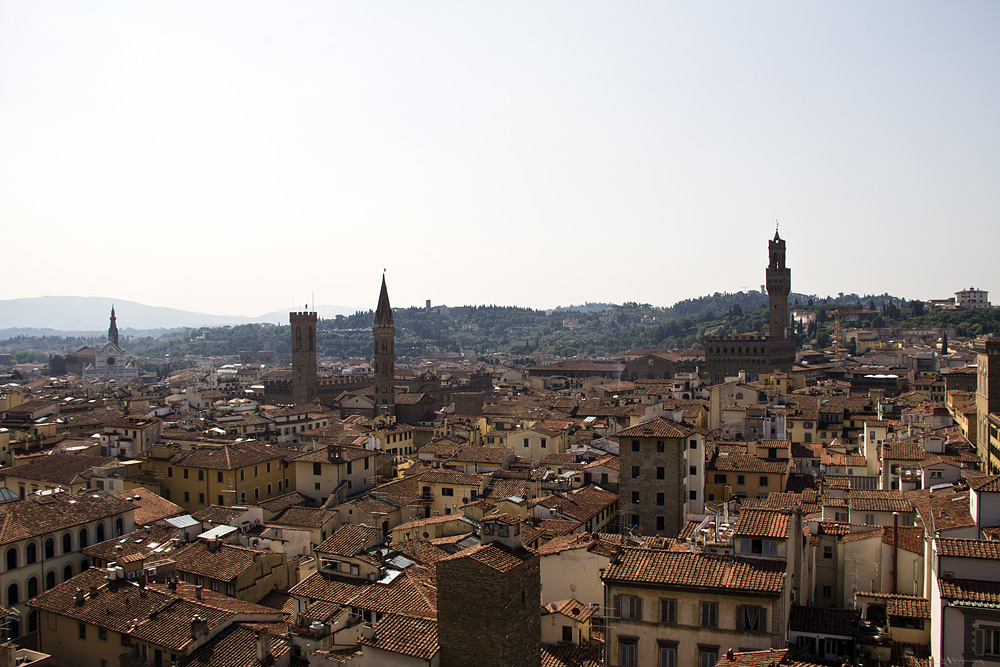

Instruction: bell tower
[767,228,790,342]
[290,309,318,406]
[373,274,396,417]
[108,306,120,347]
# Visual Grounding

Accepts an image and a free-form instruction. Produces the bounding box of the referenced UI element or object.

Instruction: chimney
[195,585,203,600]
[74,588,85,605]
[255,630,272,664]
[190,614,209,640]
[168,578,178,591]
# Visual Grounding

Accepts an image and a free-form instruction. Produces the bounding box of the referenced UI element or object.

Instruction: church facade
[84,307,139,381]
[704,230,796,382]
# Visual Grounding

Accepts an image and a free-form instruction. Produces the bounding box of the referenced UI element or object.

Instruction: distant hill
[0,296,357,331]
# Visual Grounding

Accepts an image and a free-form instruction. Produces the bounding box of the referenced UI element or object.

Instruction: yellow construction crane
[826,308,877,365]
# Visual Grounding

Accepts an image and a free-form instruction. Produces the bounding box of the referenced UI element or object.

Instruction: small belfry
[84,306,138,380]
[373,272,396,417]
[108,305,119,347]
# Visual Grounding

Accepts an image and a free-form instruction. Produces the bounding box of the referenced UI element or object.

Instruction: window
[62,534,72,554]
[441,488,454,497]
[656,493,664,506]
[96,523,105,542]
[700,601,718,628]
[523,438,529,448]
[63,564,73,582]
[99,627,107,641]
[823,545,833,559]
[699,647,719,667]
[864,514,875,525]
[266,462,271,473]
[5,548,17,571]
[632,440,640,452]
[347,462,353,475]
[656,516,665,531]
[79,528,88,548]
[240,470,245,481]
[313,462,322,475]
[632,466,640,479]
[167,467,173,478]
[689,439,697,449]
[6,583,18,606]
[541,438,547,449]
[183,491,190,502]
[737,475,745,485]
[902,515,915,527]
[657,440,665,453]
[26,543,37,565]
[44,539,54,559]
[759,476,768,487]
[659,598,677,624]
[741,538,778,557]
[254,488,259,500]
[198,470,204,481]
[737,605,767,632]
[46,571,55,590]
[183,469,189,479]
[690,466,697,476]
[977,625,1000,656]
[198,493,205,505]
[218,495,224,505]
[822,585,832,598]
[689,490,697,500]
[615,594,642,620]
[657,467,665,480]
[254,465,259,477]
[217,472,224,483]
[78,621,86,640]
[620,639,637,667]
[714,474,727,483]
[562,625,572,642]
[659,644,677,667]
[365,458,370,470]
[632,492,640,504]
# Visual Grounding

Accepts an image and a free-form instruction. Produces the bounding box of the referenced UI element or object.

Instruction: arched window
[45,571,55,590]
[7,583,18,606]
[79,528,88,549]
[27,577,38,598]
[44,538,54,559]
[5,547,17,571]
[81,558,90,571]
[62,534,72,554]
[96,523,105,542]
[115,518,124,536]
[63,564,73,582]
[28,611,38,633]
[26,543,37,565]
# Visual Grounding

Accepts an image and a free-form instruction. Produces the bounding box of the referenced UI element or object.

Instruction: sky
[2,2,999,318]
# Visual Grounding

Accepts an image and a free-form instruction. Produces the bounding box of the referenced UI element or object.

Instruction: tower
[373,274,395,417]
[108,306,119,347]
[766,228,790,341]
[290,310,318,406]
[975,339,1000,473]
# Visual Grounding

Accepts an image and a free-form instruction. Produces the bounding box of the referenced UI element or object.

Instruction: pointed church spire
[108,306,119,347]
[774,220,781,242]
[374,273,393,326]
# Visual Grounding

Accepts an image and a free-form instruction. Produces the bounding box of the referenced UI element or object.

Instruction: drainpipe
[891,512,899,595]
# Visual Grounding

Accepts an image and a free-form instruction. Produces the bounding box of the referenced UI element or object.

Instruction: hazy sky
[2,2,998,317]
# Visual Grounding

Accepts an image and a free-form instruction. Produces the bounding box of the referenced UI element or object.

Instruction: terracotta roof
[938,577,1000,606]
[614,417,691,439]
[161,441,296,470]
[905,486,975,532]
[316,524,382,557]
[534,485,618,524]
[389,539,451,565]
[602,548,784,594]
[0,490,135,545]
[0,453,117,485]
[290,566,438,619]
[712,649,819,667]
[936,538,1000,560]
[192,505,244,525]
[439,542,534,573]
[969,475,1000,493]
[184,624,289,667]
[81,524,183,562]
[172,541,276,583]
[28,568,279,652]
[855,592,930,618]
[419,470,490,486]
[542,597,596,623]
[732,509,789,539]
[846,490,914,514]
[114,488,185,525]
[272,506,338,529]
[358,613,438,659]
[540,644,603,667]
